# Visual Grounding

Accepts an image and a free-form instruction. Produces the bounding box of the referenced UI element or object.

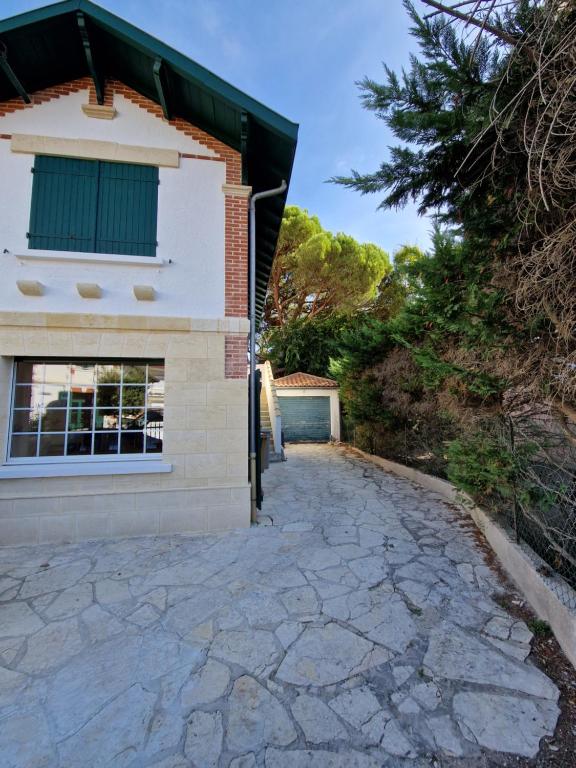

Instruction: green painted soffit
[0,0,298,312]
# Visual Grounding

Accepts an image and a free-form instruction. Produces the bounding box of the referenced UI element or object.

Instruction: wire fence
[505,410,576,610]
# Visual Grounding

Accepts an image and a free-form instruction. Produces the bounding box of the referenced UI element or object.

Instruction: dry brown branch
[423,0,517,18]
[456,0,576,405]
[420,0,524,45]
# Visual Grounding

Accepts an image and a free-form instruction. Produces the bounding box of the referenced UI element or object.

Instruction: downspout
[249,180,287,523]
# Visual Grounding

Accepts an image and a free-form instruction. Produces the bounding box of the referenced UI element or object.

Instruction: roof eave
[0,0,298,143]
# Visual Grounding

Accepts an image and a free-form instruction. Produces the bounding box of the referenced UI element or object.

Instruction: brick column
[223,184,250,318]
[223,183,251,379]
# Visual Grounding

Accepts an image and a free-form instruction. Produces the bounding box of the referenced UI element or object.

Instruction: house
[274,372,341,443]
[0,0,297,545]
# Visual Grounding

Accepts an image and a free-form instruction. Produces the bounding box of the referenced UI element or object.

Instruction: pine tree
[332,0,528,236]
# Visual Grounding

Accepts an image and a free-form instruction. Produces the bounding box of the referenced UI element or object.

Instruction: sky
[0,0,433,257]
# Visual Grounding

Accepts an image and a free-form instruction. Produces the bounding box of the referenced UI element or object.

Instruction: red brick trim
[180,153,225,162]
[0,78,91,117]
[0,77,241,183]
[225,335,248,379]
[225,193,249,318]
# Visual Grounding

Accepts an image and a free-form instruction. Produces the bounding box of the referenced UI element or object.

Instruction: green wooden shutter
[95,162,158,257]
[28,156,98,252]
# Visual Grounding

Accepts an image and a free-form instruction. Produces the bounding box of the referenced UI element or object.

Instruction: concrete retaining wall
[350,446,576,669]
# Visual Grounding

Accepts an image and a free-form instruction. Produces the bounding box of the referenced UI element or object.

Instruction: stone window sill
[15,251,166,267]
[0,461,173,479]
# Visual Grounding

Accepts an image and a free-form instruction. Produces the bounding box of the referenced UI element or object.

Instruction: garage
[274,372,340,443]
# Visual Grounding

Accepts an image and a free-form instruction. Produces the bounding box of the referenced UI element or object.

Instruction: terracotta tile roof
[274,372,338,389]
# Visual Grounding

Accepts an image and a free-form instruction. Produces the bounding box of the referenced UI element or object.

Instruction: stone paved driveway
[0,444,560,767]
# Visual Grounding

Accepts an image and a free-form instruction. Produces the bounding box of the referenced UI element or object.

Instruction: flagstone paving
[0,444,561,766]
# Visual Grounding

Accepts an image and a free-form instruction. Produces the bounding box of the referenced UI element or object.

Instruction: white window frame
[6,359,165,465]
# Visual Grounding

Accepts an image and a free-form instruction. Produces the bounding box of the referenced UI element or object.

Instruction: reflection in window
[9,360,164,460]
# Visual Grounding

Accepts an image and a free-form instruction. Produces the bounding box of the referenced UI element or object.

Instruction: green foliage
[446,423,541,510]
[446,429,517,503]
[277,204,323,254]
[261,314,359,378]
[264,206,390,327]
[340,376,388,426]
[369,244,425,320]
[389,229,508,348]
[323,1,523,477]
[330,316,393,377]
[410,347,503,399]
[526,619,552,637]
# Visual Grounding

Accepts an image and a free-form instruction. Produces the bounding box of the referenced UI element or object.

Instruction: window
[27,156,159,257]
[9,360,165,461]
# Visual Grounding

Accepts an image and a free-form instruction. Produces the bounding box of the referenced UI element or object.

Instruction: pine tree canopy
[263,205,390,328]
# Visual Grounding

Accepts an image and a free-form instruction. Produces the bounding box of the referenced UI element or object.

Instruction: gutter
[248,180,287,523]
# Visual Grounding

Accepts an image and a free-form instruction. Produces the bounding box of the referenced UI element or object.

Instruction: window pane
[148,365,164,383]
[39,433,65,456]
[145,434,162,453]
[68,408,93,432]
[145,407,164,424]
[10,434,37,458]
[96,386,120,407]
[95,409,119,431]
[121,432,144,454]
[70,388,95,408]
[146,435,162,453]
[12,409,40,433]
[94,432,119,455]
[15,362,44,384]
[122,386,145,408]
[70,364,96,386]
[147,381,164,406]
[96,364,121,384]
[44,364,69,384]
[121,409,143,431]
[40,407,67,432]
[67,433,92,456]
[43,383,69,408]
[14,384,44,409]
[123,365,146,384]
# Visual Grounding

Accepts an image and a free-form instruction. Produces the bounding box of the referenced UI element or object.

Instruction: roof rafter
[152,58,170,120]
[0,42,30,103]
[77,10,104,105]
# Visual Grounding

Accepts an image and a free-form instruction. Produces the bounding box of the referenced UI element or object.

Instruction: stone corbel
[77,283,102,299]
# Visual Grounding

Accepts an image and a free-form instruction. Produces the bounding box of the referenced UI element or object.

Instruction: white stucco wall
[0,90,227,318]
